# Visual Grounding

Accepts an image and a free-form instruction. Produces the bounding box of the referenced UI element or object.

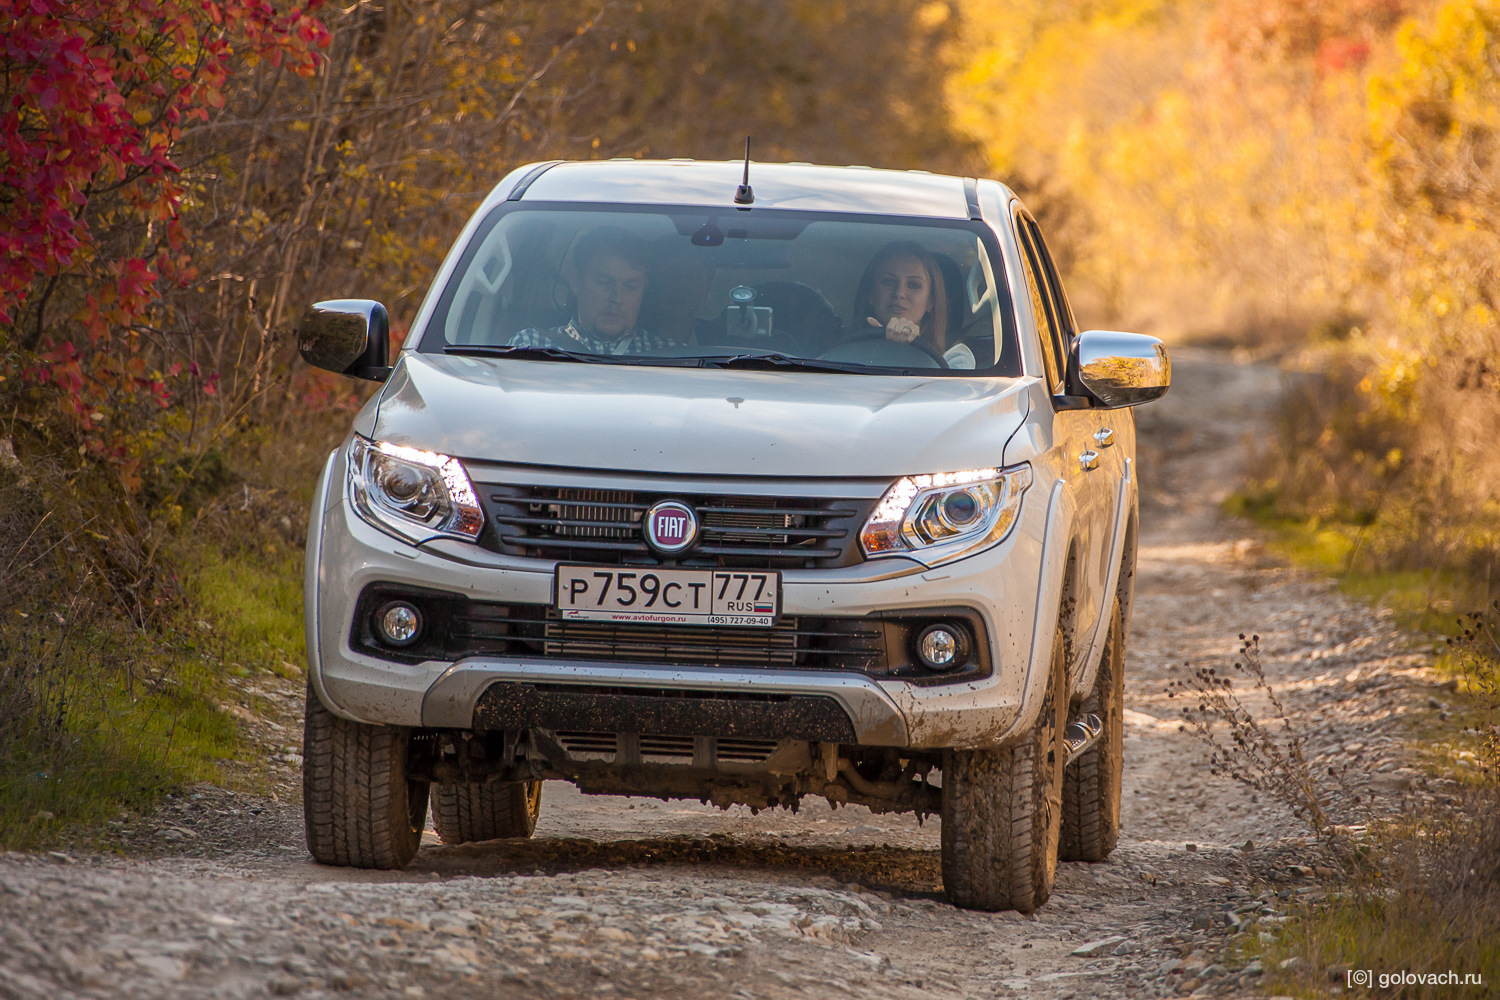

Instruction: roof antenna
[734,135,754,206]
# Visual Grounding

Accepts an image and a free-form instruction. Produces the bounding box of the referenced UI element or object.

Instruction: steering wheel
[817,328,949,369]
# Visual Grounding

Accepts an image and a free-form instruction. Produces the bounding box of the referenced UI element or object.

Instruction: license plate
[555,566,781,627]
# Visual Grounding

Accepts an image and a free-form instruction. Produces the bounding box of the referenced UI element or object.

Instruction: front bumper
[306,451,1049,749]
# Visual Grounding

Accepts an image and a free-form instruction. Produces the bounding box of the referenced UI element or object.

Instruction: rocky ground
[0,348,1460,1000]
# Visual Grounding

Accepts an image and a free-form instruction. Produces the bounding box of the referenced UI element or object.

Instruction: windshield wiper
[694,352,903,374]
[442,345,898,374]
[443,345,621,364]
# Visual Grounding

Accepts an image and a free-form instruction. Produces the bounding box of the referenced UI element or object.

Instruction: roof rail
[963,178,983,221]
[506,161,563,201]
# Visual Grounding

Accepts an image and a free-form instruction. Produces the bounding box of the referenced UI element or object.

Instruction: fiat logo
[643,500,698,556]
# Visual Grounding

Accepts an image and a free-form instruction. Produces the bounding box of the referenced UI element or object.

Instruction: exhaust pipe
[1063,712,1103,765]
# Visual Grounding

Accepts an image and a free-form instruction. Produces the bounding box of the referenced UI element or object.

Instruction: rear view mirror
[1072,330,1171,408]
[298,299,392,382]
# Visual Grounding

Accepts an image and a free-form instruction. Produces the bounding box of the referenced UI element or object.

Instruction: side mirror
[297,299,392,382]
[1071,330,1171,408]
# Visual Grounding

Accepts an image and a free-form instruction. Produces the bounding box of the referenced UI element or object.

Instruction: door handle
[1079,450,1100,472]
[1094,427,1115,448]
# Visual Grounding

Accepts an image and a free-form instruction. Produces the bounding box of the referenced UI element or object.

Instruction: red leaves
[298,17,332,48]
[1,0,330,326]
[115,257,158,311]
[1315,37,1372,75]
[1,0,330,471]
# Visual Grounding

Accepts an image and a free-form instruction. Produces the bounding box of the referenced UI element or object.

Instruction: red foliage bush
[0,0,328,436]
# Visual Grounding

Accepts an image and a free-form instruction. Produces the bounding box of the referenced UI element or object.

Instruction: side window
[1015,219,1065,391]
[1025,217,1077,341]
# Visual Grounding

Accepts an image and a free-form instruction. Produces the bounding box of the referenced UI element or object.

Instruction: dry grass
[1175,610,1500,995]
[0,417,337,848]
[1236,348,1500,632]
[1167,635,1368,838]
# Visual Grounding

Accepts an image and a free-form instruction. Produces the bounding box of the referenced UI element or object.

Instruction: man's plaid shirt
[506,319,668,355]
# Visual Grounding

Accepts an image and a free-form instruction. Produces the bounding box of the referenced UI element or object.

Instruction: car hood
[371,353,1034,478]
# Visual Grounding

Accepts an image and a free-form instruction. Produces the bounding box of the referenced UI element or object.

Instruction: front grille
[717,738,780,762]
[554,731,780,765]
[481,486,872,569]
[557,731,619,759]
[453,602,883,672]
[638,734,697,760]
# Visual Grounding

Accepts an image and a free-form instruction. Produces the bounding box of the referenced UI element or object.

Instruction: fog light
[915,623,970,672]
[375,601,423,647]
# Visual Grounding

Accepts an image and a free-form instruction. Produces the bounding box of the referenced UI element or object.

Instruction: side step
[1063,713,1103,765]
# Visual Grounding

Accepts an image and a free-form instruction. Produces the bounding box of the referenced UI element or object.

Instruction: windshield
[417,205,1021,376]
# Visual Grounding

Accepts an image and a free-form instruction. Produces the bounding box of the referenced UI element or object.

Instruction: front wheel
[302,684,428,869]
[940,628,1067,912]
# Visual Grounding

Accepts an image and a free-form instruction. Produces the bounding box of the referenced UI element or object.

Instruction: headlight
[861,465,1032,566]
[347,436,483,543]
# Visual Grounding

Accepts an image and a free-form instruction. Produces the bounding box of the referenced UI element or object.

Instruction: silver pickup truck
[296,159,1169,912]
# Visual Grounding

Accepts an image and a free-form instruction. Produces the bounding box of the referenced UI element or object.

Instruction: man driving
[508,227,668,354]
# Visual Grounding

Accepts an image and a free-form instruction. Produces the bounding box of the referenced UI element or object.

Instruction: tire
[1060,598,1125,862]
[302,683,428,869]
[431,780,543,844]
[941,627,1067,912]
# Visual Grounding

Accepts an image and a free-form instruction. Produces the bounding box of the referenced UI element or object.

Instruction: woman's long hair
[852,241,949,350]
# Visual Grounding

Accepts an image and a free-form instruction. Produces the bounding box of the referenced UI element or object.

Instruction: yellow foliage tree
[948,0,1499,594]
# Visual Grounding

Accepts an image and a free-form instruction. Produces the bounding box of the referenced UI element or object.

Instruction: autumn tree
[948,0,1500,597]
[0,0,327,465]
[0,0,328,614]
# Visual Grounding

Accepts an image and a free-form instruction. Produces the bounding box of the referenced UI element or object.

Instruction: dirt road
[0,348,1452,999]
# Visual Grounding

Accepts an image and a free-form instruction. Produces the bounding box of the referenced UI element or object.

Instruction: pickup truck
[296,158,1169,911]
